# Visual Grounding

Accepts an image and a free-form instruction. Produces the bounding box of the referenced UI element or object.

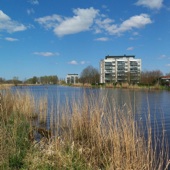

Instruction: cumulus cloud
[112,14,151,35]
[35,7,99,36]
[5,37,19,41]
[95,14,152,36]
[135,0,163,9]
[35,14,63,29]
[68,60,78,65]
[35,7,152,37]
[0,10,27,33]
[95,37,109,41]
[54,8,99,36]
[33,52,59,57]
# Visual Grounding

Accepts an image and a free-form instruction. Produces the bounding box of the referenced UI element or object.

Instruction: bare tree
[140,70,163,85]
[79,65,100,84]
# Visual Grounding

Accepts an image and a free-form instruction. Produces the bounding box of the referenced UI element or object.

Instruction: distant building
[160,76,170,86]
[66,74,79,84]
[100,55,141,84]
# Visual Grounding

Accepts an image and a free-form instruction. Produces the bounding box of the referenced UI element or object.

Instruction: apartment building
[66,74,79,84]
[100,55,141,84]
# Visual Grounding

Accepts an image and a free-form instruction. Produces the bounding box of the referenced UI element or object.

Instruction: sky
[0,0,170,80]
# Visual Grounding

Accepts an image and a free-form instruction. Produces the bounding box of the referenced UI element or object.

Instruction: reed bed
[0,90,169,169]
[0,84,13,90]
[0,90,47,169]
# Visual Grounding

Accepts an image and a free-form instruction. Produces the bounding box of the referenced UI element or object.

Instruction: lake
[12,85,170,141]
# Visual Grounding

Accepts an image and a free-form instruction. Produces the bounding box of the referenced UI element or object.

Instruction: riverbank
[0,89,169,169]
[1,82,169,91]
[70,82,170,91]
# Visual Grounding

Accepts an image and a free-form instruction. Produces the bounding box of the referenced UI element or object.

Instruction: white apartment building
[66,74,79,84]
[100,55,141,84]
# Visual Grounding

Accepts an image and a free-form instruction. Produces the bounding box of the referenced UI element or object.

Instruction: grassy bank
[71,82,170,91]
[0,90,169,169]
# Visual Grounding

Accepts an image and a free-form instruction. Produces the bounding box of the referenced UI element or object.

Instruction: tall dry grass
[0,84,13,90]
[0,90,48,169]
[59,93,169,169]
[25,92,169,169]
[0,89,169,169]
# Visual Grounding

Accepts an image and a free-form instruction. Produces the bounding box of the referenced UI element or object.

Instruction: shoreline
[1,83,170,91]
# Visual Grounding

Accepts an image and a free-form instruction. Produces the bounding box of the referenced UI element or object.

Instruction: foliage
[25,75,58,84]
[0,77,5,84]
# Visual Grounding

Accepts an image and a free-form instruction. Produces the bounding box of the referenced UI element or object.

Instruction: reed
[0,84,13,90]
[0,90,48,169]
[24,92,169,169]
[55,93,169,169]
[0,90,169,169]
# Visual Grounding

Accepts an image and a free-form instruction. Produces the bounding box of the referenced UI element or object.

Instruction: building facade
[66,74,79,84]
[100,55,141,84]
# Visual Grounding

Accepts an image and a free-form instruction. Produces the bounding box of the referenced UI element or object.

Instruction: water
[12,85,170,139]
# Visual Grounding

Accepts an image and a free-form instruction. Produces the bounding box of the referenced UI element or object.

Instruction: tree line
[0,75,59,85]
[25,75,58,84]
[78,66,170,86]
[0,66,170,86]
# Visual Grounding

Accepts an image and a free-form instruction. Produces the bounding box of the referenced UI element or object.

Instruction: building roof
[161,76,170,80]
[105,55,135,59]
[67,74,78,75]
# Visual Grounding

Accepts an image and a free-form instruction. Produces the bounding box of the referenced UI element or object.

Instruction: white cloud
[0,10,10,20]
[35,14,63,29]
[5,37,19,42]
[0,10,27,33]
[35,8,152,37]
[33,52,59,57]
[35,7,99,36]
[68,60,78,65]
[135,0,163,9]
[68,60,88,65]
[54,8,99,36]
[95,14,152,35]
[112,14,152,34]
[95,37,109,41]
[127,47,134,51]
[166,64,170,67]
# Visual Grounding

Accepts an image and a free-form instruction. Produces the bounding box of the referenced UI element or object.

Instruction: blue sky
[0,0,170,80]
